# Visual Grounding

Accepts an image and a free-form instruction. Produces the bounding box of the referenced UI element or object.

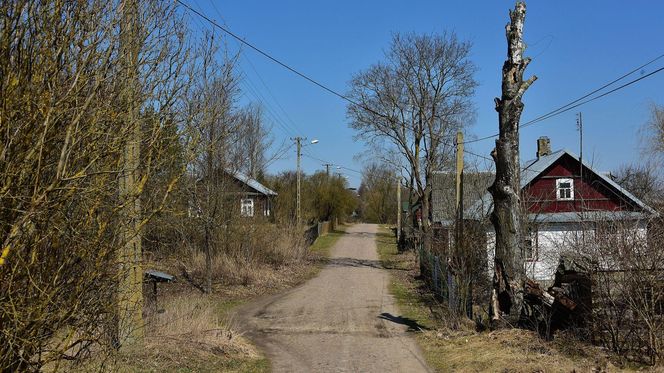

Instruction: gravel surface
[236,224,431,373]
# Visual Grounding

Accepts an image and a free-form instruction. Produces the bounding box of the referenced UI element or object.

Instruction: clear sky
[183,1,664,188]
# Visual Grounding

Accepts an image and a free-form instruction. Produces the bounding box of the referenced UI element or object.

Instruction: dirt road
[237,224,431,372]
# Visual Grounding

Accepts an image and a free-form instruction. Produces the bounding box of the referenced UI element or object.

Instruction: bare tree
[489,2,537,323]
[359,163,398,224]
[232,103,272,180]
[645,103,664,155]
[188,35,241,294]
[347,32,477,243]
[563,219,664,365]
[613,162,663,209]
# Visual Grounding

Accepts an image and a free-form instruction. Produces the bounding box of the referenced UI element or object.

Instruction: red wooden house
[464,137,657,282]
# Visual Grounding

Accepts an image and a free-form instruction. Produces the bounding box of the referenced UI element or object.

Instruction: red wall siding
[523,154,639,214]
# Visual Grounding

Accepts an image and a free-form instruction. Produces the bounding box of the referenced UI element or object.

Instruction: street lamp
[291,137,318,228]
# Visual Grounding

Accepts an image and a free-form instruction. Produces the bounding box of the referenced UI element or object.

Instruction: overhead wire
[197,0,334,163]
[176,0,367,107]
[178,0,664,166]
[301,152,363,175]
[462,54,664,144]
[187,0,319,173]
[187,0,301,140]
[204,0,304,136]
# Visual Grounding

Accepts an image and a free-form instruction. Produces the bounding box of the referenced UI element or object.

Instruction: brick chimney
[536,136,551,158]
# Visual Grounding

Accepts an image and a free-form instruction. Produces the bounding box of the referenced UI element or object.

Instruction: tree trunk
[488,1,536,323]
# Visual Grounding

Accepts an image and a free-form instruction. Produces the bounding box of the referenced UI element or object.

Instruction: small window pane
[556,178,574,200]
[241,199,254,217]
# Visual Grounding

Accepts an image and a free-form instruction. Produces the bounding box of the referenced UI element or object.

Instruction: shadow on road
[344,229,375,237]
[378,312,429,332]
[327,257,383,269]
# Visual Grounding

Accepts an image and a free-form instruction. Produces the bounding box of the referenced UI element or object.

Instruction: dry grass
[144,295,255,356]
[417,328,626,372]
[308,225,347,259]
[50,224,346,372]
[375,227,649,373]
[167,223,314,288]
[55,295,268,373]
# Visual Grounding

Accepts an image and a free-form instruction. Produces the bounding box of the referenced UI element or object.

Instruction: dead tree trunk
[488,1,537,323]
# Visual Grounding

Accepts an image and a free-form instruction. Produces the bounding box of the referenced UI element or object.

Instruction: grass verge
[376,227,630,373]
[309,225,347,259]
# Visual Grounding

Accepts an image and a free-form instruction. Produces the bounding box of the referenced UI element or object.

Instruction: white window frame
[240,198,254,217]
[556,178,574,201]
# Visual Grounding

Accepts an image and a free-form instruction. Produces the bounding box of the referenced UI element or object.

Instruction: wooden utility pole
[396,173,401,243]
[118,0,143,346]
[455,131,472,318]
[455,131,464,223]
[488,1,536,322]
[292,137,305,227]
[577,112,583,183]
[455,131,464,273]
[323,163,334,177]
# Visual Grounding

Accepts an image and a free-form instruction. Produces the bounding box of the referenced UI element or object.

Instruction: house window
[240,198,254,217]
[264,199,271,217]
[556,178,574,200]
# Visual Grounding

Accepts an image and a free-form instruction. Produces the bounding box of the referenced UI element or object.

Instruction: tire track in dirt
[235,224,431,373]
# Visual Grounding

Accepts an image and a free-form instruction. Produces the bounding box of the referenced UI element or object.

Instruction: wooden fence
[304,220,333,246]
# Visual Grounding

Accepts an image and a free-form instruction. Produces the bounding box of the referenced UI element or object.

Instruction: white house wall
[484,222,649,283]
[527,226,580,283]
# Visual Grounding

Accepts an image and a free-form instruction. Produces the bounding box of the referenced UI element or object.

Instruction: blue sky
[184,1,664,188]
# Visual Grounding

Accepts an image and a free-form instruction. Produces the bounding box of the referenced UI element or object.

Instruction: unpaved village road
[237,224,431,372]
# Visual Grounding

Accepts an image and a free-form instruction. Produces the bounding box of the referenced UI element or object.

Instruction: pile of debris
[521,256,592,339]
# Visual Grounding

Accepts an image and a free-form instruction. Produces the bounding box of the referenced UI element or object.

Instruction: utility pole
[455,131,464,256]
[292,137,305,227]
[577,112,585,244]
[323,163,334,177]
[396,174,401,243]
[455,131,469,318]
[118,0,143,347]
[576,112,583,183]
[455,131,464,219]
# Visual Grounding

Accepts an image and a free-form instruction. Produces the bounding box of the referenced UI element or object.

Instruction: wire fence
[403,227,473,318]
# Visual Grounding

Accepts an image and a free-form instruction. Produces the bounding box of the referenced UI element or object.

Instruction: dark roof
[226,168,277,196]
[465,149,657,222]
[431,170,494,223]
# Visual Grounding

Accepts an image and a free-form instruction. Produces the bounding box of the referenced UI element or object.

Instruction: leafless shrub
[181,223,308,287]
[0,0,205,370]
[562,218,664,365]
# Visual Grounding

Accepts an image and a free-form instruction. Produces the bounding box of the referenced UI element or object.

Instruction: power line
[195,0,337,164]
[301,152,363,175]
[204,0,307,137]
[522,65,664,128]
[463,55,664,144]
[185,1,302,140]
[182,1,294,139]
[179,0,664,158]
[176,0,363,107]
[177,0,423,147]
[522,54,664,126]
[463,149,493,162]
